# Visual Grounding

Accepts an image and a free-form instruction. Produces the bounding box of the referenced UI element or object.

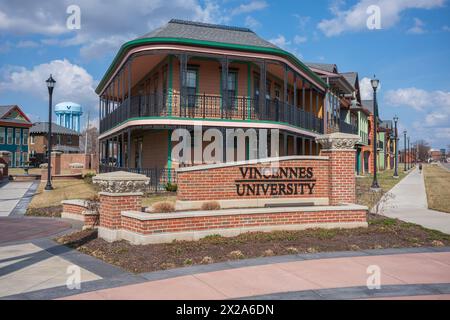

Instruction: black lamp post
[407,136,411,170]
[370,75,380,190]
[45,74,56,191]
[393,116,399,178]
[403,130,407,171]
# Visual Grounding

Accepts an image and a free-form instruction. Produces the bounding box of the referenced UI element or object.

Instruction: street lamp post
[407,136,411,170]
[403,130,407,171]
[370,75,380,191]
[45,75,56,191]
[393,116,399,178]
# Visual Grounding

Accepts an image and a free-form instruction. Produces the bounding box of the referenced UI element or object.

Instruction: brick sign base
[98,204,367,244]
[93,133,367,244]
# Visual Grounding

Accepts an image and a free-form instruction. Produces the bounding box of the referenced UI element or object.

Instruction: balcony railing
[100,93,323,134]
[339,120,358,135]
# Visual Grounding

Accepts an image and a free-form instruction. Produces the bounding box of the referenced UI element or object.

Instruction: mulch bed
[55,214,450,274]
[26,205,63,217]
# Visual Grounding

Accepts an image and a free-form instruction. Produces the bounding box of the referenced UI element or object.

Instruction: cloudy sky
[0,0,449,148]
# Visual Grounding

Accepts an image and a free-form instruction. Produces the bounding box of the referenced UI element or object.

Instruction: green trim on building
[167,129,172,182]
[100,115,320,138]
[95,37,328,94]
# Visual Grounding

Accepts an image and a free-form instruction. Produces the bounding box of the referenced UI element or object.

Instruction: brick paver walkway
[63,251,450,300]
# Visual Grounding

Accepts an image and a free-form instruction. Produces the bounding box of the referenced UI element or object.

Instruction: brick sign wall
[177,157,330,201]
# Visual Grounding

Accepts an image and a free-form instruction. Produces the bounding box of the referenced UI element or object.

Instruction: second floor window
[56,135,61,145]
[67,135,72,144]
[7,128,13,144]
[30,135,35,144]
[186,69,197,108]
[162,66,168,96]
[22,129,28,145]
[15,128,21,145]
[0,128,4,144]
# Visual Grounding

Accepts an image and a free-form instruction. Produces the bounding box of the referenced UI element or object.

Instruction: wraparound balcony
[99,93,323,134]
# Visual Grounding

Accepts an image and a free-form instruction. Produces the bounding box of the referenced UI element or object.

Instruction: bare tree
[80,126,99,155]
[414,140,431,162]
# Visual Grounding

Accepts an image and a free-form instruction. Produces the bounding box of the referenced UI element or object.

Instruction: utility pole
[84,111,90,154]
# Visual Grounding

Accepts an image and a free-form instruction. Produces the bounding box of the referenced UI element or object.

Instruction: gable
[0,106,31,123]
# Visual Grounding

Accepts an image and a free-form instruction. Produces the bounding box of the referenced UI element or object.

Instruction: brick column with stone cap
[93,171,149,242]
[316,132,360,205]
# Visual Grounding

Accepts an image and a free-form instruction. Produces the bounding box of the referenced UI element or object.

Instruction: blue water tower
[55,102,83,132]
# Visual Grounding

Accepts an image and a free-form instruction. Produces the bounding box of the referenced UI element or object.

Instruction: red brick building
[97,20,352,183]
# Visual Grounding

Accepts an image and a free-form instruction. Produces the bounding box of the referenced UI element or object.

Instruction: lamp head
[371,75,379,90]
[46,74,56,88]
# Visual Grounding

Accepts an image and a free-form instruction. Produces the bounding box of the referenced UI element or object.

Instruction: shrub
[183,258,193,265]
[152,201,175,213]
[201,256,214,264]
[201,201,221,211]
[165,182,178,192]
[228,250,245,260]
[286,247,298,254]
[263,249,274,257]
[84,172,96,184]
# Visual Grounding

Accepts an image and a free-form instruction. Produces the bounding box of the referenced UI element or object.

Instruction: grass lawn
[56,213,450,273]
[8,168,42,175]
[423,164,450,213]
[26,179,98,217]
[356,168,407,209]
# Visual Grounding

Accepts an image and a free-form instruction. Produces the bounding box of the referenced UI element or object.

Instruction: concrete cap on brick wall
[93,171,150,194]
[315,132,360,150]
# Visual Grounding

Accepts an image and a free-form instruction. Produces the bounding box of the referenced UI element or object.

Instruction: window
[22,152,28,164]
[274,84,281,100]
[15,152,20,167]
[56,135,61,145]
[22,129,28,145]
[7,128,13,144]
[227,72,237,98]
[30,135,35,144]
[253,75,260,100]
[162,66,167,96]
[15,128,21,145]
[67,135,72,145]
[266,81,271,100]
[0,127,4,144]
[186,69,197,108]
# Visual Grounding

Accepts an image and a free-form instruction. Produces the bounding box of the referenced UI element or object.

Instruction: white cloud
[318,0,445,37]
[269,35,291,49]
[293,15,311,30]
[0,59,98,117]
[443,25,450,32]
[385,87,450,147]
[244,16,261,29]
[16,40,40,48]
[230,1,268,16]
[293,35,307,44]
[385,88,450,112]
[407,18,426,34]
[0,0,225,60]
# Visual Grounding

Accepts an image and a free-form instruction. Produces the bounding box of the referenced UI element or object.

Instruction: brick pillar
[0,151,10,178]
[93,171,149,242]
[51,151,62,175]
[316,132,360,205]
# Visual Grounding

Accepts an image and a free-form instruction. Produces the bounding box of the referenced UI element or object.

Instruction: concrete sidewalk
[61,250,450,300]
[381,168,450,234]
[0,181,36,217]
